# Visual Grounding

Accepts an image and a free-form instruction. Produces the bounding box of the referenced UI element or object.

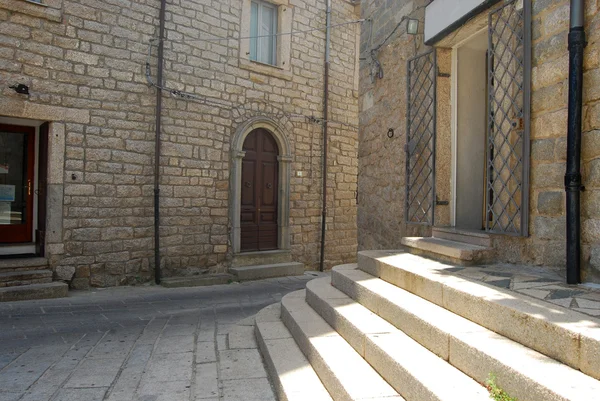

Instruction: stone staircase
[0,257,68,302]
[254,250,600,401]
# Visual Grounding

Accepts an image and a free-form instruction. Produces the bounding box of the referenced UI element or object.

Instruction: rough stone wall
[358,0,430,250]
[528,0,600,281]
[0,0,359,287]
[358,0,600,281]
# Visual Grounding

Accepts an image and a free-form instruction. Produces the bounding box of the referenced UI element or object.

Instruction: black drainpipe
[154,0,167,284]
[565,0,586,284]
[319,0,332,272]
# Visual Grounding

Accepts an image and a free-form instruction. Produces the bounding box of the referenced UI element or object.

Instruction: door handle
[27,179,32,196]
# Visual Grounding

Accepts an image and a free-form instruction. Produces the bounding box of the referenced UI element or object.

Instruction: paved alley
[0,273,325,401]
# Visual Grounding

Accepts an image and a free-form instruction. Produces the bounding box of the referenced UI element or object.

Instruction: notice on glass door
[0,164,8,174]
[0,185,15,202]
[0,202,9,224]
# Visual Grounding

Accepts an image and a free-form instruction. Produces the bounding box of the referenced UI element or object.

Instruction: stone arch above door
[230,117,292,254]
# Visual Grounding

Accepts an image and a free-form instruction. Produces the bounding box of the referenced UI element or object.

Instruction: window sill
[239,58,293,81]
[1,0,62,22]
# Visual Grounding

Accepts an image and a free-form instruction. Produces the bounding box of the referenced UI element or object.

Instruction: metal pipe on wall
[319,0,332,272]
[565,0,586,284]
[154,0,167,285]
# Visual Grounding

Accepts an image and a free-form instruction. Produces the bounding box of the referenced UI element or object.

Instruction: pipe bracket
[564,172,583,191]
[568,29,588,50]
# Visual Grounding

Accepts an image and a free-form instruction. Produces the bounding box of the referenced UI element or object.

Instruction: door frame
[0,124,36,244]
[230,117,292,254]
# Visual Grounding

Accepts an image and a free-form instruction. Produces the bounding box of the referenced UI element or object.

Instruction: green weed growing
[486,374,517,401]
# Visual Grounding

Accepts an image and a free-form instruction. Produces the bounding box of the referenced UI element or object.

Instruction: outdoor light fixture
[9,83,30,95]
[406,18,419,35]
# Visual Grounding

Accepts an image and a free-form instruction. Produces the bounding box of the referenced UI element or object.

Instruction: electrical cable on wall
[144,31,360,130]
[148,18,365,46]
[361,2,432,82]
[142,13,363,130]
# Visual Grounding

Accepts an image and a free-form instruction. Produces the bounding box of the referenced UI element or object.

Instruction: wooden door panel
[243,131,257,151]
[240,230,258,252]
[241,160,256,208]
[240,129,279,252]
[262,133,277,153]
[240,212,255,222]
[261,161,276,208]
[258,224,277,250]
[260,211,276,222]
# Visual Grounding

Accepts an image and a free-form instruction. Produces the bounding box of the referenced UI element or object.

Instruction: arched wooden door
[240,129,279,252]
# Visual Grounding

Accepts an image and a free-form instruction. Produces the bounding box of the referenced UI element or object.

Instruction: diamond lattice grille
[486,0,529,234]
[406,50,436,225]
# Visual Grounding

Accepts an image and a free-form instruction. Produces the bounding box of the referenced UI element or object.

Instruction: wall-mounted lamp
[406,18,419,35]
[9,83,30,95]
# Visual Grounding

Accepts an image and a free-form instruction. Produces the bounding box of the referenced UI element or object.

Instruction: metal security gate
[406,50,436,225]
[486,0,531,235]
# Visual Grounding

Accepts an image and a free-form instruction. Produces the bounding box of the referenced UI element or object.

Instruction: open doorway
[451,29,488,230]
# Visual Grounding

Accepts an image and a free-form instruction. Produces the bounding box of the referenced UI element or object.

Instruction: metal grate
[406,50,436,225]
[486,0,531,235]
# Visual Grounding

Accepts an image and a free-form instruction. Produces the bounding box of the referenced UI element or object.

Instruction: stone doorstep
[0,277,53,288]
[401,236,494,265]
[432,226,492,247]
[229,262,304,281]
[231,250,292,268]
[0,257,49,272]
[280,290,404,401]
[0,269,52,285]
[330,267,600,401]
[357,250,600,382]
[254,304,333,401]
[0,282,68,302]
[160,273,233,288]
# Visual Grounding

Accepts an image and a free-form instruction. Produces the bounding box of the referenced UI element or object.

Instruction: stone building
[0,0,360,293]
[359,0,600,282]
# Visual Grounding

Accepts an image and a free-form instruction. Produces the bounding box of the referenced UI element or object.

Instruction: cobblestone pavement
[0,272,327,401]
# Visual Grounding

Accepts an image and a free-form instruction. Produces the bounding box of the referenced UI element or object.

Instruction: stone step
[332,264,600,401]
[432,227,492,247]
[281,290,404,401]
[0,257,49,272]
[306,276,489,401]
[401,237,493,265]
[231,250,292,267]
[358,250,600,381]
[254,303,333,401]
[161,274,233,288]
[0,282,68,302]
[229,262,304,281]
[0,269,52,287]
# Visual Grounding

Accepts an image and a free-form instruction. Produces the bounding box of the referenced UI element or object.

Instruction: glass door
[0,124,35,243]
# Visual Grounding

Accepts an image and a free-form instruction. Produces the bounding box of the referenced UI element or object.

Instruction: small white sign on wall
[0,164,8,174]
[0,185,16,202]
[0,202,10,225]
